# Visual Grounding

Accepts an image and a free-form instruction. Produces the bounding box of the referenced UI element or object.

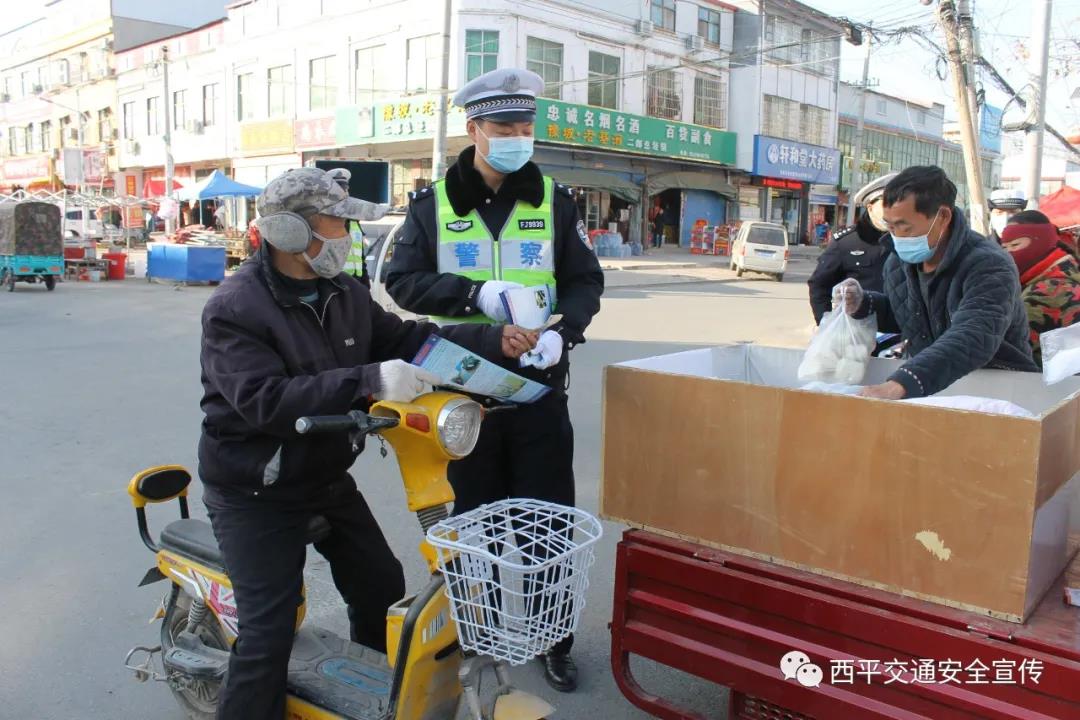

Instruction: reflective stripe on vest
[345,229,365,275]
[433,176,557,324]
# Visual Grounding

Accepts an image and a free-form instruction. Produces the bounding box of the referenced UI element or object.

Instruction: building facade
[0,0,229,192]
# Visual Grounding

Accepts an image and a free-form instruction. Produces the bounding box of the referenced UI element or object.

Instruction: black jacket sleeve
[385,196,485,317]
[887,253,1021,398]
[807,242,846,324]
[550,191,604,345]
[856,290,901,333]
[201,302,380,439]
[366,291,503,365]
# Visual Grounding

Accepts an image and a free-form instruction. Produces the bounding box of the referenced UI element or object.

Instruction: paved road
[0,255,816,719]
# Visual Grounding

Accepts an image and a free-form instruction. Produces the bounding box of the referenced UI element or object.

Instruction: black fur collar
[444,146,544,216]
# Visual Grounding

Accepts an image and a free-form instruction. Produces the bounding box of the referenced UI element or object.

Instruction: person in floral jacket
[1000,218,1080,366]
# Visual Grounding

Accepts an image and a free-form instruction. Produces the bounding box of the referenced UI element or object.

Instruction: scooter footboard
[611,529,1080,720]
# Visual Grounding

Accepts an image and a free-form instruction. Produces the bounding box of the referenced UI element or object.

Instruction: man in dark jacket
[199,167,535,720]
[807,172,896,323]
[385,68,604,692]
[835,165,1037,399]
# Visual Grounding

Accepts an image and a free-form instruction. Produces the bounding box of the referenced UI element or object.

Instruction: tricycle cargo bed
[0,201,63,256]
[601,344,1080,622]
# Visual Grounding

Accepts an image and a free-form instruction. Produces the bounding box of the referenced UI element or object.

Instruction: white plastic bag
[903,396,1035,418]
[1041,323,1080,385]
[797,309,877,384]
[800,381,864,396]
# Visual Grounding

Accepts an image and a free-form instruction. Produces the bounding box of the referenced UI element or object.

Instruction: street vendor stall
[173,170,262,265]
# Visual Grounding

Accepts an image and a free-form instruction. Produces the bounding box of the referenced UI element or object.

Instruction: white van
[730,221,789,281]
[64,208,120,240]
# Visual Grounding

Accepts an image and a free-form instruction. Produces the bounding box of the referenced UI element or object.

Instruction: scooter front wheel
[161,588,228,720]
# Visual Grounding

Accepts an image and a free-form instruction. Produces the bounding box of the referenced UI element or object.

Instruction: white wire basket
[425,499,603,665]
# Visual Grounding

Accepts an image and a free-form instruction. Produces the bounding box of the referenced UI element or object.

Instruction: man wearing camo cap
[197,166,538,719]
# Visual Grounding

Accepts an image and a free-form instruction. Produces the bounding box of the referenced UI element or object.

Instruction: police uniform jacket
[386,147,604,387]
[807,211,894,323]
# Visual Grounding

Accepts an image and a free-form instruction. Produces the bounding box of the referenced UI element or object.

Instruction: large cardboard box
[601,344,1080,622]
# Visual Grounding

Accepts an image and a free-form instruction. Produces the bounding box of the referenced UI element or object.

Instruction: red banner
[2,155,50,182]
[294,116,337,149]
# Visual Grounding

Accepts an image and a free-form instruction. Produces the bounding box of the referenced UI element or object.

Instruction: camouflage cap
[256,167,388,221]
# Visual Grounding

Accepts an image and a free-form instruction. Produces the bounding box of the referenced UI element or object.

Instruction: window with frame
[26,123,36,153]
[651,0,675,31]
[800,103,828,146]
[465,30,498,82]
[202,83,219,126]
[765,16,801,63]
[40,120,51,151]
[526,37,563,99]
[693,74,726,128]
[406,35,441,92]
[8,127,17,156]
[698,7,722,45]
[309,56,336,111]
[646,66,681,120]
[122,101,135,138]
[20,71,30,97]
[237,73,254,121]
[876,98,887,115]
[354,45,384,106]
[267,65,293,117]
[587,52,619,109]
[916,109,926,126]
[98,108,111,141]
[172,90,186,130]
[147,96,160,135]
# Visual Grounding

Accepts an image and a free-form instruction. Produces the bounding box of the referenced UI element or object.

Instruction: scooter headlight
[436,398,483,458]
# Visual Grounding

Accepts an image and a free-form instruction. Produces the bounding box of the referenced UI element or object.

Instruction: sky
[810,0,1080,143]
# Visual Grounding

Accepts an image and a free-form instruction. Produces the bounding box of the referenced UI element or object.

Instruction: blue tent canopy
[177,170,262,201]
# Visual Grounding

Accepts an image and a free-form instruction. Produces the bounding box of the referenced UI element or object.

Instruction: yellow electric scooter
[123,392,555,720]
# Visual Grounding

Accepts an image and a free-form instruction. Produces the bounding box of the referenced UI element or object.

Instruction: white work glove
[519,330,564,370]
[373,360,442,402]
[476,280,524,322]
[831,278,864,316]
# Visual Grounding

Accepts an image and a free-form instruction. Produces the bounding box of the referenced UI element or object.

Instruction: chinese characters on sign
[830,658,1043,686]
[294,116,337,149]
[2,156,51,182]
[536,98,736,165]
[373,96,466,141]
[519,241,544,268]
[239,120,295,155]
[753,135,842,185]
[454,242,481,269]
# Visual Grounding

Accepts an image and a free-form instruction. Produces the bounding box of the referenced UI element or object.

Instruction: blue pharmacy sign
[980,105,1003,154]
[753,135,842,185]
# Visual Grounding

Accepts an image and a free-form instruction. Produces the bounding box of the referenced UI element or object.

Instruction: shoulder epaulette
[408,185,435,202]
[553,182,575,198]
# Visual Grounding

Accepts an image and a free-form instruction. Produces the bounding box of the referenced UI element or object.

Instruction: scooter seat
[160,519,224,569]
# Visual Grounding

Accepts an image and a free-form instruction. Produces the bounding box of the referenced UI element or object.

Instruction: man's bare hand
[501,325,539,359]
[857,380,906,400]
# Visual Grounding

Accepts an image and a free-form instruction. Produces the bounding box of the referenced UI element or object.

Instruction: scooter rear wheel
[161,590,228,720]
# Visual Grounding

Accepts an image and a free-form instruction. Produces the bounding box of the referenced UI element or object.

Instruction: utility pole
[432,0,452,180]
[1024,0,1052,208]
[956,0,981,139]
[938,0,987,234]
[847,26,872,226]
[161,44,176,236]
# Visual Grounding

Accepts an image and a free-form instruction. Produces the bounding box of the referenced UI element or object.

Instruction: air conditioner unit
[186,119,204,135]
[56,62,70,86]
[124,139,139,154]
[686,35,705,52]
[31,84,43,95]
[110,127,120,140]
[66,128,79,142]
[636,19,655,35]
[0,93,9,103]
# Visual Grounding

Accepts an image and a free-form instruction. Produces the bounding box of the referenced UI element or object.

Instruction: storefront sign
[538,99,736,165]
[335,105,374,144]
[2,155,50,182]
[753,135,841,185]
[336,97,466,145]
[294,116,337,149]
[239,120,295,155]
[756,177,804,190]
[59,148,107,185]
[125,175,137,196]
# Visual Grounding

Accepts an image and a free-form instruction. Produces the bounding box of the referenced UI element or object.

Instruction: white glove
[374,360,442,402]
[831,278,864,316]
[476,280,524,322]
[519,330,564,370]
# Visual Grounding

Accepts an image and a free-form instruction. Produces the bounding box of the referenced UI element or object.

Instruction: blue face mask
[478,126,534,174]
[892,210,941,264]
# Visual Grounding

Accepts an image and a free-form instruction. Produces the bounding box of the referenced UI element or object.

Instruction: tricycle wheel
[775,273,784,282]
[44,275,56,291]
[4,269,14,292]
[736,267,744,278]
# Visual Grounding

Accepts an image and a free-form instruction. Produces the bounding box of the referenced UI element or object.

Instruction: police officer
[807,173,897,324]
[988,188,1027,242]
[198,167,536,719]
[385,67,604,693]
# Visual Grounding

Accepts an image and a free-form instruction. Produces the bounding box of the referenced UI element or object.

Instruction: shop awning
[544,168,641,203]
[645,171,737,200]
[143,178,185,198]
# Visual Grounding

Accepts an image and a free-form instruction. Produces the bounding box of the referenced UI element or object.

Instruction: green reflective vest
[433,176,557,324]
[345,224,366,277]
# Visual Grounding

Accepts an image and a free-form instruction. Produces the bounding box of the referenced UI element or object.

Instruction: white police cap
[853,172,899,207]
[989,188,1026,210]
[453,68,544,123]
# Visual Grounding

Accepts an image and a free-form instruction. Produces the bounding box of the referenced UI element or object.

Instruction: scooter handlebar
[295,412,365,435]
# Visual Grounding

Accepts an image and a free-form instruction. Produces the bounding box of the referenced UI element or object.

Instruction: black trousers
[448,391,576,655]
[203,478,405,720]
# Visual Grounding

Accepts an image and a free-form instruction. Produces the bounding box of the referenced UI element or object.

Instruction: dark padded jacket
[807,212,893,323]
[856,208,1038,398]
[198,245,502,498]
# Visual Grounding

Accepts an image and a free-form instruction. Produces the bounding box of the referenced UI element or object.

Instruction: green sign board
[336,95,737,167]
[536,98,736,165]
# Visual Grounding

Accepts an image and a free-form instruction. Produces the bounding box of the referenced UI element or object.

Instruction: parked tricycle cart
[0,201,64,292]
